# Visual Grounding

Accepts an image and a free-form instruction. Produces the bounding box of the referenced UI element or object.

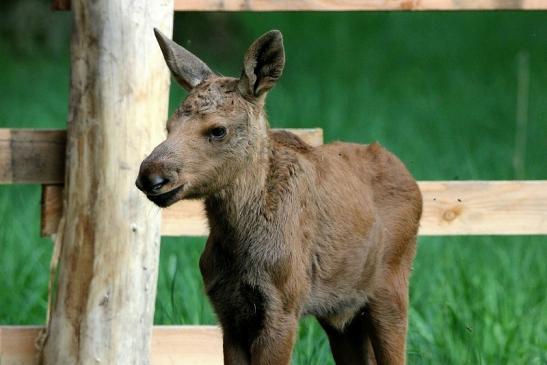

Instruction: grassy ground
[1,9,546,364]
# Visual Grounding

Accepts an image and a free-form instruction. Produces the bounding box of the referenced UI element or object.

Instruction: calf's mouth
[146,185,184,208]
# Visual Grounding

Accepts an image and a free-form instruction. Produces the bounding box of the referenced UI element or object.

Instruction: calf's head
[136,29,285,207]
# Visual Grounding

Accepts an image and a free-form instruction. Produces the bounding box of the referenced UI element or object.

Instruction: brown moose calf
[136,29,422,365]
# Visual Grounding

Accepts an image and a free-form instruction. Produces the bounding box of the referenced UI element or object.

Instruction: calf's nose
[135,173,169,194]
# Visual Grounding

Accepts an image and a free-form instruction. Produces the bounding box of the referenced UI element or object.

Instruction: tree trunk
[41,1,173,364]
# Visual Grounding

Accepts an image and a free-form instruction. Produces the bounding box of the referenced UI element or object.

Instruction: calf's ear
[154,28,213,91]
[238,30,285,99]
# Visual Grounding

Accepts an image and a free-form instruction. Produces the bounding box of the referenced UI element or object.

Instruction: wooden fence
[1,1,546,364]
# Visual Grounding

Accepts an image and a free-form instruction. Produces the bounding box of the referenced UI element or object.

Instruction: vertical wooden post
[41,1,173,364]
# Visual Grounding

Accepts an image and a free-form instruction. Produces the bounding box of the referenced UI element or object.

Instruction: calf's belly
[300,226,385,329]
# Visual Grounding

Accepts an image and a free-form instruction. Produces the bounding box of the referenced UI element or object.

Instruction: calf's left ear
[154,28,213,91]
[238,30,285,99]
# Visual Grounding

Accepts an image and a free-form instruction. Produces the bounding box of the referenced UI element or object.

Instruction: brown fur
[137,29,422,365]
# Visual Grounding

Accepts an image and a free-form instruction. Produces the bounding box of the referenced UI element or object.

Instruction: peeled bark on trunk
[41,1,173,364]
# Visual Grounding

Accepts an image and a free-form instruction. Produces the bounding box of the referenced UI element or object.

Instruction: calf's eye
[209,127,227,141]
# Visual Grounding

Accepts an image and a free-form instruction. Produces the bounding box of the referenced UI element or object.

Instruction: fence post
[40,1,173,363]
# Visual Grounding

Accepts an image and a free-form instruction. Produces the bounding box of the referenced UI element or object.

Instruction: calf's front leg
[249,313,298,365]
[223,333,250,365]
[221,311,298,365]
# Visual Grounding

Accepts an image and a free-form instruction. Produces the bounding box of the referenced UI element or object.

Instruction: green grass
[1,9,546,364]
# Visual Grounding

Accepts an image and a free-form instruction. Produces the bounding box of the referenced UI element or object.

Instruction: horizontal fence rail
[52,0,547,11]
[418,180,547,235]
[173,0,547,11]
[0,326,223,365]
[40,180,547,236]
[0,129,65,184]
[1,129,545,236]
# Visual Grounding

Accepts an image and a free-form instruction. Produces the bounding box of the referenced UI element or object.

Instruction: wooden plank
[151,326,222,365]
[0,129,65,184]
[52,0,547,11]
[165,180,547,236]
[40,184,64,237]
[41,181,547,236]
[161,198,210,236]
[0,326,223,365]
[419,180,547,235]
[173,0,547,11]
[280,128,324,147]
[0,326,39,365]
[0,128,322,185]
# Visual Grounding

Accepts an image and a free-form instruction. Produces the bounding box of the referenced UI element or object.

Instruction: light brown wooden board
[173,0,547,11]
[0,128,322,185]
[40,184,65,237]
[0,326,223,365]
[419,181,547,235]
[0,129,65,184]
[52,0,547,11]
[41,181,547,236]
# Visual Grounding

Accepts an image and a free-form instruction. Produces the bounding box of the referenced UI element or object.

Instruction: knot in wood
[442,208,460,222]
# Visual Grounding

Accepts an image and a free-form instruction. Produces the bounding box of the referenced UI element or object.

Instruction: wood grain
[53,0,547,11]
[419,181,547,235]
[40,184,64,237]
[41,181,547,236]
[173,0,547,11]
[0,129,65,184]
[0,326,223,365]
[39,1,174,364]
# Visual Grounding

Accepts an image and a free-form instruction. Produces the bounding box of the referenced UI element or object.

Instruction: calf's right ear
[154,28,213,91]
[238,30,285,100]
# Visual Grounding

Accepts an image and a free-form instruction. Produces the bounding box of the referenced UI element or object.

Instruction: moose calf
[136,29,422,365]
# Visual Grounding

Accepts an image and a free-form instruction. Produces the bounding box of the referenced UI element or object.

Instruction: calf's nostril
[149,175,169,192]
[135,173,169,193]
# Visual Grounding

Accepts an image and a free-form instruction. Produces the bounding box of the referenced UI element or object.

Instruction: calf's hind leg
[366,272,411,365]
